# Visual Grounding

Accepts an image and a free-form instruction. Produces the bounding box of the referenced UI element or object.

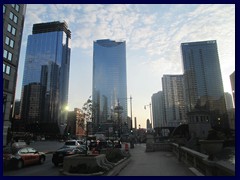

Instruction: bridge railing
[146,138,235,176]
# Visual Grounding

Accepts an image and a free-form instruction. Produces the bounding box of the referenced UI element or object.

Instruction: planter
[63,154,114,175]
[199,140,224,160]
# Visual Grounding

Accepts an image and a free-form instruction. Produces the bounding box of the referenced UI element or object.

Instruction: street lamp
[144,103,153,130]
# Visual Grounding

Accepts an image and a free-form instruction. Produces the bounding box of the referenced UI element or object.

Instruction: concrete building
[3,4,26,145]
[67,108,85,138]
[21,21,71,135]
[151,91,165,128]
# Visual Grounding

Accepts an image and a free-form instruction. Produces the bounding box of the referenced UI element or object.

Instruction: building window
[10,39,14,48]
[3,63,6,72]
[4,79,9,89]
[9,11,18,24]
[7,24,16,36]
[15,4,20,12]
[3,5,6,13]
[3,50,8,59]
[6,65,10,75]
[9,12,13,20]
[13,15,18,24]
[3,63,11,75]
[5,36,10,45]
[3,49,13,61]
[11,4,20,12]
[5,37,14,48]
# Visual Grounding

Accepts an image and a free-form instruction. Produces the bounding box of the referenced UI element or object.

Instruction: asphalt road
[3,154,61,176]
[3,140,64,176]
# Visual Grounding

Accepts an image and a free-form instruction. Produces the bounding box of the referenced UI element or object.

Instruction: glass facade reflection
[181,40,227,127]
[21,21,71,134]
[92,39,127,127]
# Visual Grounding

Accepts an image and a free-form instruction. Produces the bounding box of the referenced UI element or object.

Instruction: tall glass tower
[21,21,71,135]
[181,40,227,128]
[92,39,127,129]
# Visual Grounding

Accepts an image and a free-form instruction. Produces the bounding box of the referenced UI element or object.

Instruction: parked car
[3,143,46,169]
[52,146,86,166]
[64,140,80,148]
[114,140,122,148]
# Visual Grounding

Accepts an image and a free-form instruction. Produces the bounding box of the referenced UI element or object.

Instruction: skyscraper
[3,4,26,145]
[230,71,235,107]
[92,39,127,130]
[162,75,187,127]
[21,21,71,135]
[181,40,227,128]
[224,92,234,110]
[151,91,165,128]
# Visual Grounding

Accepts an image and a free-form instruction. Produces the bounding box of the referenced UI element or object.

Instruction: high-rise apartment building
[224,92,234,110]
[92,39,127,130]
[21,21,71,135]
[151,91,165,128]
[230,71,235,107]
[162,75,187,127]
[3,4,26,145]
[181,40,227,128]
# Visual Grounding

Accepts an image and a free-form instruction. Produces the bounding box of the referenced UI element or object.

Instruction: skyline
[15,4,235,128]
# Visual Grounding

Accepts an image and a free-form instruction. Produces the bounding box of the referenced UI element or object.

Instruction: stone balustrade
[146,140,235,176]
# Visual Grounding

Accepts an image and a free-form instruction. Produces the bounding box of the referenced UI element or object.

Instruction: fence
[146,140,235,176]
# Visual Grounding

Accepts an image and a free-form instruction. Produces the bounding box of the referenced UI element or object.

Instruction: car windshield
[65,141,76,145]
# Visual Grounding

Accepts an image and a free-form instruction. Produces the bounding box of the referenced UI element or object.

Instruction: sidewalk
[118,143,195,176]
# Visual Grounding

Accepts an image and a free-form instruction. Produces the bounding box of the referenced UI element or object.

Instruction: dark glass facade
[92,39,127,129]
[21,21,71,135]
[181,40,227,128]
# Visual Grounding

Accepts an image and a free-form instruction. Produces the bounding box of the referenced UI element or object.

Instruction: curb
[59,156,131,176]
[106,157,131,176]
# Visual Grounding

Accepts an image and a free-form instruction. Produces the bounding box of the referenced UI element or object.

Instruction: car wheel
[39,156,45,164]
[17,160,24,169]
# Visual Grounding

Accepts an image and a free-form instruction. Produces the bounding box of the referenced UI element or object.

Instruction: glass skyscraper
[181,40,227,128]
[162,75,187,127]
[92,39,127,129]
[21,21,71,134]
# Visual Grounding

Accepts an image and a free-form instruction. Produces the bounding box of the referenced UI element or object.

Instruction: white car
[64,140,80,148]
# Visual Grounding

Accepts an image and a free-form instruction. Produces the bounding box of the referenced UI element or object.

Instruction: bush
[69,164,105,174]
[105,148,126,163]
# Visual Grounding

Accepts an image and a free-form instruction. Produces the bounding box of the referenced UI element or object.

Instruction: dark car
[3,143,46,169]
[52,146,86,166]
[114,140,122,148]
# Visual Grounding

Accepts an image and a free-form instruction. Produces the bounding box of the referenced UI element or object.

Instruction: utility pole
[130,96,133,130]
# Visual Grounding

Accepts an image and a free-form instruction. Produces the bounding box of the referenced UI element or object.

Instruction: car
[52,146,86,166]
[114,140,122,148]
[3,143,46,169]
[64,140,80,148]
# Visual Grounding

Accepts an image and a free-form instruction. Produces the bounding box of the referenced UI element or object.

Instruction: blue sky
[16,4,235,128]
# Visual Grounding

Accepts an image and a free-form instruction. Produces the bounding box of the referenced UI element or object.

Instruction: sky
[15,4,235,129]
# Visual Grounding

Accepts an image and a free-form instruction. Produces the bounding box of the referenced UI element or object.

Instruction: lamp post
[144,103,153,130]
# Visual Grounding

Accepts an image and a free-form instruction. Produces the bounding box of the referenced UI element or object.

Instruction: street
[3,140,64,176]
[3,154,60,176]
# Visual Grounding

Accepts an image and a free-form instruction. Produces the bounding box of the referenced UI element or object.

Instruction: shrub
[105,148,126,163]
[69,164,105,174]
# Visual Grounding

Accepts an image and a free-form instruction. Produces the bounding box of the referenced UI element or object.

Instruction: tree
[77,96,93,136]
